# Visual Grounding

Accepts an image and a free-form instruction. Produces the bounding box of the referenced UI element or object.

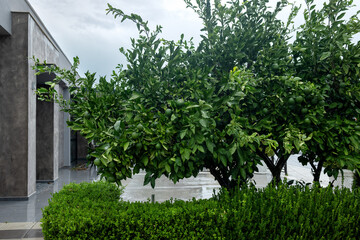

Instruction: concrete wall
[0,13,33,198]
[0,4,73,198]
[36,92,54,181]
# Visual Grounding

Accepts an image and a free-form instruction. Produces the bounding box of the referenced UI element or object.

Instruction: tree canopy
[35,0,360,189]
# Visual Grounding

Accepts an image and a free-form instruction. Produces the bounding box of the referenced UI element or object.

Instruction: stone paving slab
[0,222,43,240]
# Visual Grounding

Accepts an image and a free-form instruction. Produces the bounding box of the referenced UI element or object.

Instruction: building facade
[0,0,73,199]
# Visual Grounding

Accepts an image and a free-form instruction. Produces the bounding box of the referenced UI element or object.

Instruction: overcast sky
[27,0,360,78]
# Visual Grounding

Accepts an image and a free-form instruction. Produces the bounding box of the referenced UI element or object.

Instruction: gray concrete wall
[28,14,71,169]
[36,94,54,181]
[0,13,32,198]
[0,0,73,199]
[53,84,61,179]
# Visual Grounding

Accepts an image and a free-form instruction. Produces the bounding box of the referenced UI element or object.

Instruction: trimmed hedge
[42,182,360,240]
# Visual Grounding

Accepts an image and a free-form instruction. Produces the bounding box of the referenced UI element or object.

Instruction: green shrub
[42,182,360,240]
[41,181,124,239]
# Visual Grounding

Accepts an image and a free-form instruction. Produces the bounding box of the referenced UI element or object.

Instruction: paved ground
[0,222,42,240]
[0,165,98,240]
[0,155,353,239]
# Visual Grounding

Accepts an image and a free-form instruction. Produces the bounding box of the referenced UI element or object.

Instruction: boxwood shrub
[41,182,360,240]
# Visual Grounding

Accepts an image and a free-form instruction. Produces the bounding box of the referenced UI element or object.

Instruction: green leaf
[229,144,237,155]
[206,140,214,153]
[197,145,205,153]
[165,163,171,173]
[182,149,191,160]
[98,143,110,151]
[329,103,337,109]
[186,104,200,109]
[240,168,246,179]
[220,155,227,166]
[180,129,187,139]
[123,142,130,151]
[199,119,208,128]
[114,120,121,132]
[37,88,48,94]
[337,12,345,20]
[320,52,331,61]
[150,178,156,188]
[142,156,149,166]
[129,92,141,100]
[201,110,210,119]
[144,173,151,185]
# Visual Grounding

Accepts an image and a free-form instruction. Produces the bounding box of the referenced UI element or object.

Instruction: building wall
[0,5,73,198]
[0,13,33,198]
[36,94,54,181]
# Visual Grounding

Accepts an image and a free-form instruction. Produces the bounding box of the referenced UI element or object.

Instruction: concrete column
[36,88,55,182]
[0,13,35,199]
[36,82,71,181]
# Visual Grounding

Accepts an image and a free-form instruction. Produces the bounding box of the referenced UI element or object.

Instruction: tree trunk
[270,168,282,185]
[310,158,324,183]
[257,149,289,185]
[354,170,360,188]
[208,166,231,190]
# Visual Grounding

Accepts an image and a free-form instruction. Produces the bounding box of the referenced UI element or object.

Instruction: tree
[185,0,325,184]
[293,0,360,182]
[35,0,360,189]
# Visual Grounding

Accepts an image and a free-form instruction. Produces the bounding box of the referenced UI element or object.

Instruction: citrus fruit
[288,98,295,105]
[136,142,142,149]
[263,108,269,114]
[165,109,172,116]
[137,123,144,130]
[176,99,185,107]
[94,158,101,166]
[304,118,311,125]
[156,143,161,150]
[301,108,308,114]
[132,132,139,139]
[296,96,304,103]
[303,88,311,95]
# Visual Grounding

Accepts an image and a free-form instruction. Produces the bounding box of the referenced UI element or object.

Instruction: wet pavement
[0,165,98,223]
